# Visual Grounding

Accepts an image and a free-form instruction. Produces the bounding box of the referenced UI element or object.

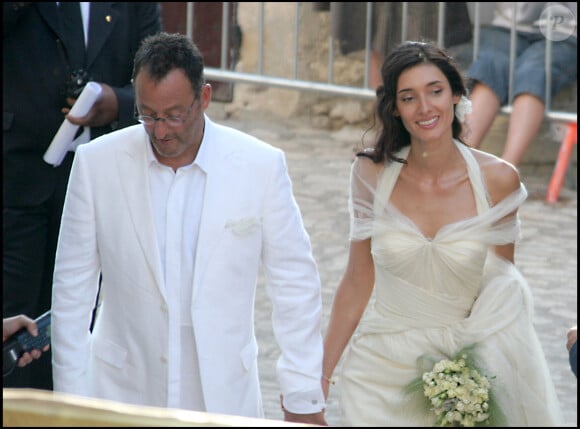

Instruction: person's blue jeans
[467,26,577,105]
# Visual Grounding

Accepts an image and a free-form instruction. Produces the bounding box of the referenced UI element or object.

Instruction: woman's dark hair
[132,32,205,98]
[361,41,468,164]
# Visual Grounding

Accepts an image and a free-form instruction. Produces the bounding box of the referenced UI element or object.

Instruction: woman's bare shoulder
[471,148,521,205]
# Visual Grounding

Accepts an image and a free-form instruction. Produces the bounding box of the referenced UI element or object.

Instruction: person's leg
[3,204,48,388]
[501,93,545,166]
[463,27,511,147]
[501,36,577,166]
[463,82,501,148]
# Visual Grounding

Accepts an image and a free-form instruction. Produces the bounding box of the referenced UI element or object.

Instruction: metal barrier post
[546,122,577,203]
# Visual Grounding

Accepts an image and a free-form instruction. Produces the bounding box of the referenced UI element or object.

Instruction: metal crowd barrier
[184,2,577,201]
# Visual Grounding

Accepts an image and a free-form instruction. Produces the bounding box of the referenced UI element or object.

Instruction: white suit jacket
[51,116,325,417]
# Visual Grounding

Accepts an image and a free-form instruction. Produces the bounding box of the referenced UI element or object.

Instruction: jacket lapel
[116,130,166,301]
[37,3,62,41]
[85,2,116,69]
[191,118,238,304]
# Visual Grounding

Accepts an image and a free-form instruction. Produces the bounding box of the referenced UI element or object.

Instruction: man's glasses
[136,100,196,128]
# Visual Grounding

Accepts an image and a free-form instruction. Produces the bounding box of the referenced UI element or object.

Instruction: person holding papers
[2,2,161,391]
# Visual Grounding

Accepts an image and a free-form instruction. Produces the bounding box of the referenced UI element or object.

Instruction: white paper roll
[43,81,102,167]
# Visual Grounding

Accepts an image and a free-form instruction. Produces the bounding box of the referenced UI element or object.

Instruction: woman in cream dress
[322,41,563,426]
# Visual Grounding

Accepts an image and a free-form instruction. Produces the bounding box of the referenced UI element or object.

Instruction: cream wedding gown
[337,141,563,426]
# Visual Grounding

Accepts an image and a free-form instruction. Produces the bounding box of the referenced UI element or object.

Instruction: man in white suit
[51,32,327,425]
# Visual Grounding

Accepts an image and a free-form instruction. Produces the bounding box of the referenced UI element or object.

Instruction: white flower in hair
[455,95,472,123]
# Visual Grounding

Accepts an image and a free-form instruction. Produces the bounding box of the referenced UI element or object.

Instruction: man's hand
[62,82,119,128]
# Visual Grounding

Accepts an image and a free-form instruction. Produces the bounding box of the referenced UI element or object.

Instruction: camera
[64,68,92,99]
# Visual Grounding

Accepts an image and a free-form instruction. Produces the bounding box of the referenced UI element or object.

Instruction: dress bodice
[348,141,528,320]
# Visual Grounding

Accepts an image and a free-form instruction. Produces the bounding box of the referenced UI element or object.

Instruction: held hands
[321,374,334,400]
[62,82,119,128]
[279,395,328,426]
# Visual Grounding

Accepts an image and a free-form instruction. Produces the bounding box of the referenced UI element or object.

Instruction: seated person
[463,2,577,167]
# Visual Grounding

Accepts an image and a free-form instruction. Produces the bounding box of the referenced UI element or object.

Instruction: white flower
[455,95,472,123]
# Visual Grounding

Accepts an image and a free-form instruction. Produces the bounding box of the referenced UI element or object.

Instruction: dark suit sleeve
[3,3,34,35]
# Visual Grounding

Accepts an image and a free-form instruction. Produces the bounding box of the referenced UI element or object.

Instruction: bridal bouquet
[405,345,505,427]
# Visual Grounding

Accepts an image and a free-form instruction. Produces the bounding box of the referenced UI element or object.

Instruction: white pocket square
[225,217,260,235]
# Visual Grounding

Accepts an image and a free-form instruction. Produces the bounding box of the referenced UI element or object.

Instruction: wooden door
[160,2,240,102]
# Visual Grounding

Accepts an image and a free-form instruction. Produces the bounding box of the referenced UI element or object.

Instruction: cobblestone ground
[210,103,577,427]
